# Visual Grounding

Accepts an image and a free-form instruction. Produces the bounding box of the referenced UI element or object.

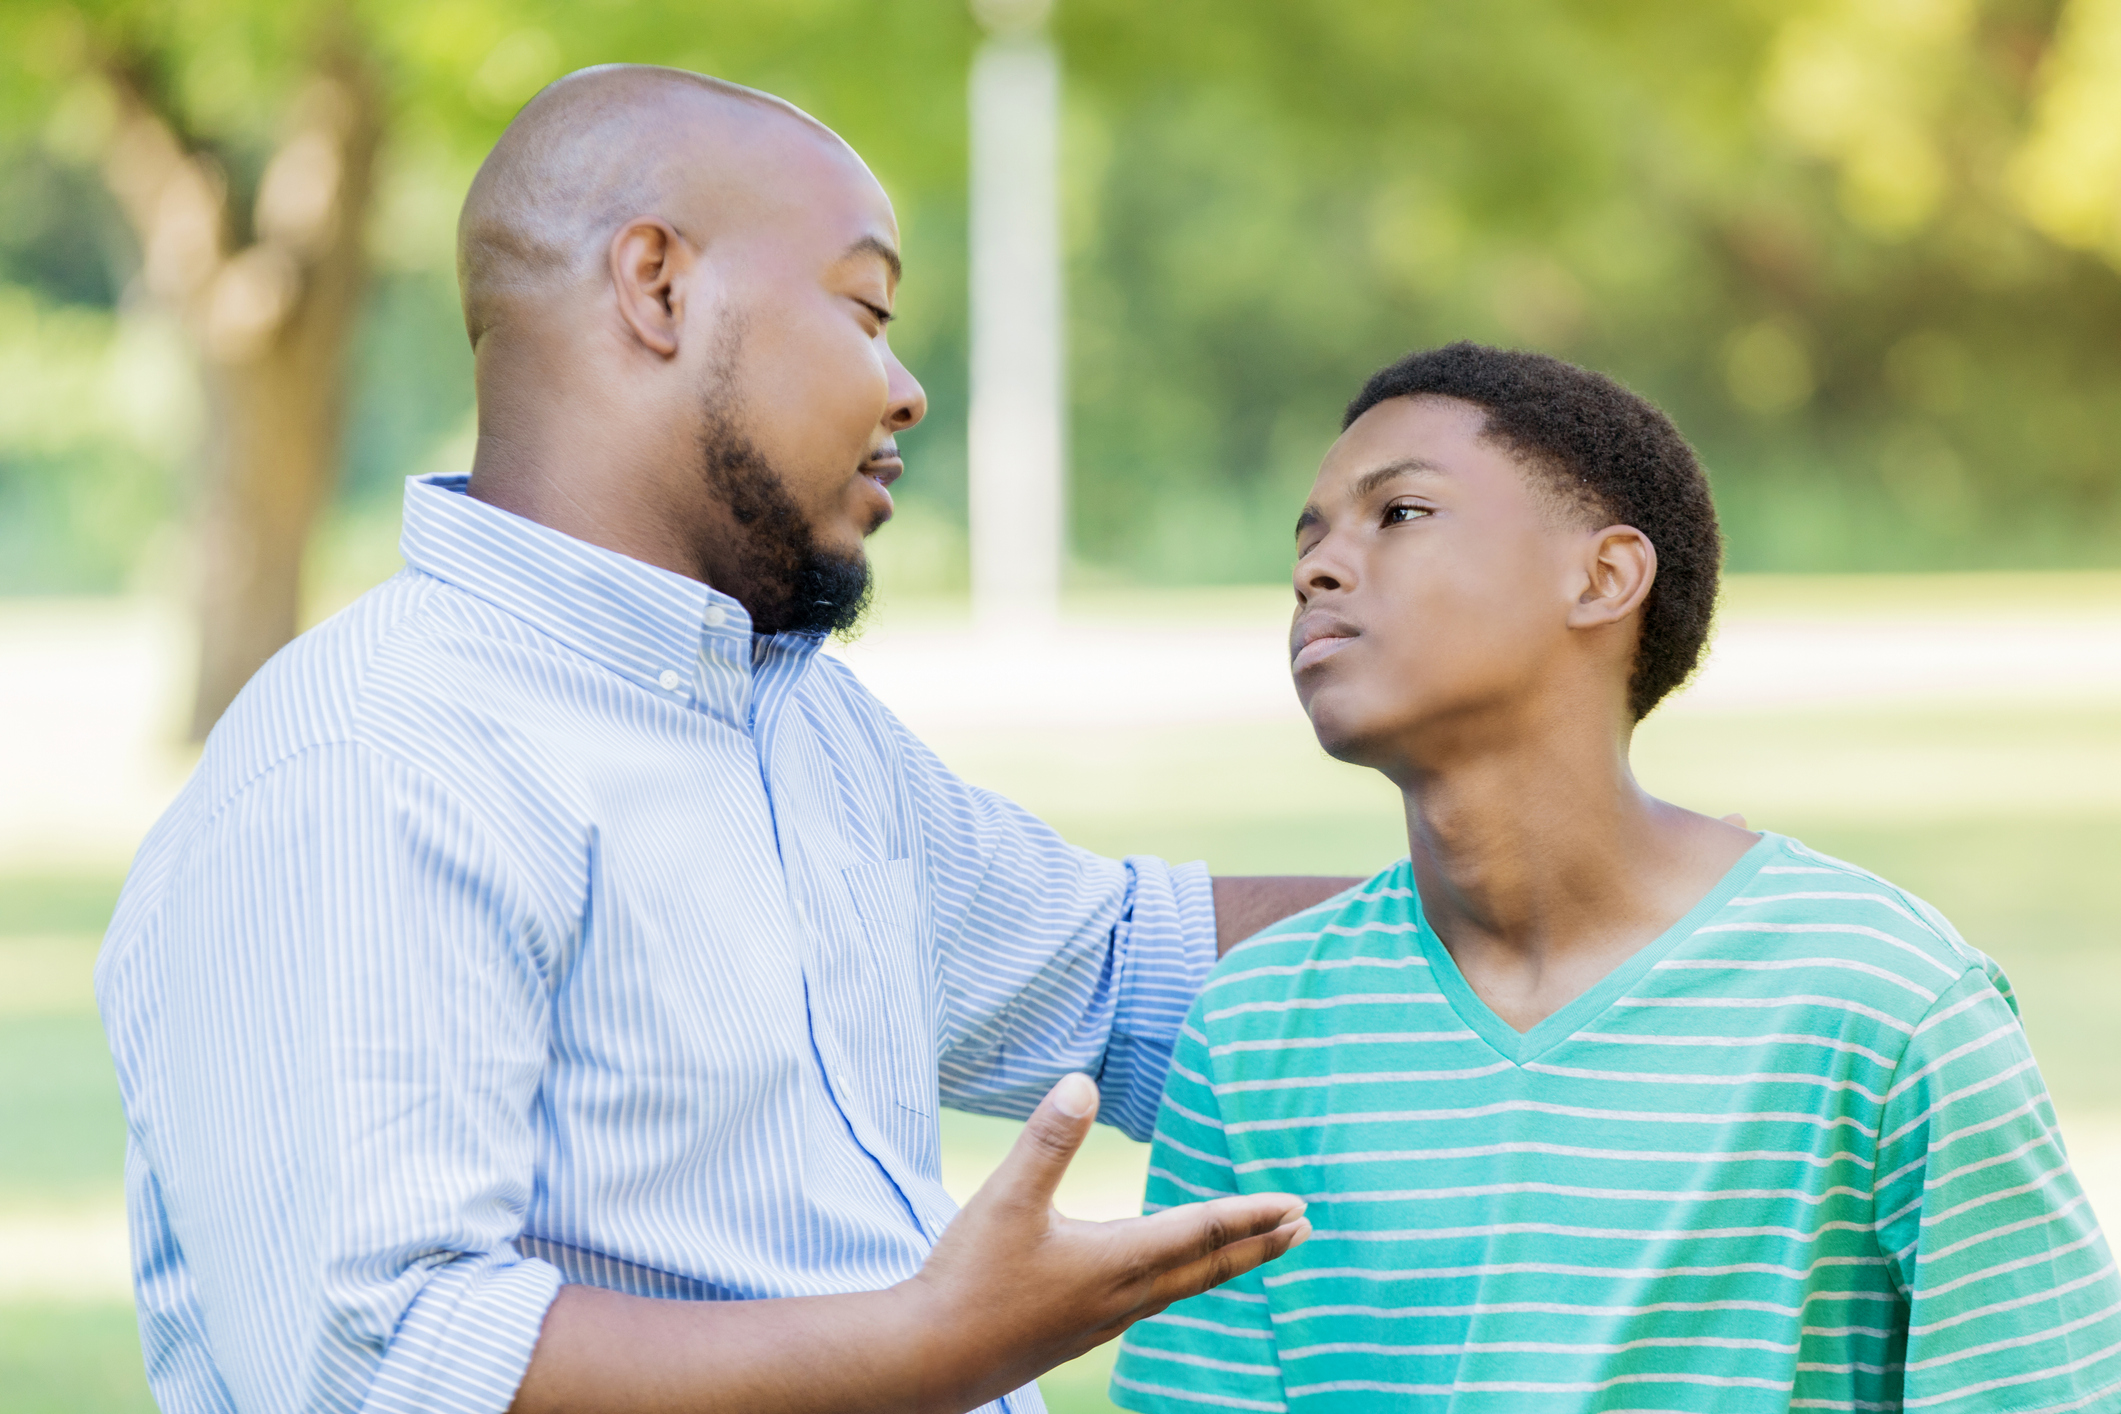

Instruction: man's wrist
[890,1269,1001,1414]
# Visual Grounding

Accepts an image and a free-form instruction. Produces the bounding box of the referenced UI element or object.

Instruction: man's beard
[695,401,873,639]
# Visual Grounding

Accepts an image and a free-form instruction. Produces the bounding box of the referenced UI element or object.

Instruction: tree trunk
[190,309,359,739]
[97,34,381,739]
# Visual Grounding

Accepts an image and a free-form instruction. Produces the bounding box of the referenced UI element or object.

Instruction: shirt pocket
[840,857,936,1117]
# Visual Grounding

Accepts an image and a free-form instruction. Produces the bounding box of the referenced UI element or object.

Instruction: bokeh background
[3,2,2119,1410]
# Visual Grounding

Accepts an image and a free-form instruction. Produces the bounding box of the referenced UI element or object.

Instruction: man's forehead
[664,111,897,249]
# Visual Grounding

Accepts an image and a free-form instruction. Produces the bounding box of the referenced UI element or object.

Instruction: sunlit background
[2,2,2119,1411]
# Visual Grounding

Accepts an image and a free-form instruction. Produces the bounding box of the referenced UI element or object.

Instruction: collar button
[658,670,684,692]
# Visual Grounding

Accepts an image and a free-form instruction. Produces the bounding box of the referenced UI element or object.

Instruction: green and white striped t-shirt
[1112,833,2121,1414]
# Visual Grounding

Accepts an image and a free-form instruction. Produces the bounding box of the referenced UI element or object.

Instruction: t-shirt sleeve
[1872,965,2121,1412]
[1110,1009,1288,1413]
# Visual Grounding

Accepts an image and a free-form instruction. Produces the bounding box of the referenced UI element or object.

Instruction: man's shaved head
[458,65,836,347]
[456,63,925,638]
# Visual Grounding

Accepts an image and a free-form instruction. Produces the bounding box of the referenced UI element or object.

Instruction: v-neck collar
[1415,832,1786,1066]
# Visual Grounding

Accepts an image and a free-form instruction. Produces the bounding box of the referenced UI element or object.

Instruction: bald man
[99,66,1339,1414]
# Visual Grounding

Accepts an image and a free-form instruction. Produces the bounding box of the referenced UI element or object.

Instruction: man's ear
[608,217,693,358]
[1567,525,1656,629]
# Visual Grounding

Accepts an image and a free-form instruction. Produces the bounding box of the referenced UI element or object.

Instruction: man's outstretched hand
[904,1073,1309,1404]
[511,1074,1309,1414]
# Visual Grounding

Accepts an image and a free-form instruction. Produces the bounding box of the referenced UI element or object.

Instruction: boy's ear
[1567,525,1656,629]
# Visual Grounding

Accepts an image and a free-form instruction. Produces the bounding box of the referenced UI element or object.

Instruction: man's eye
[856,299,894,326]
[1384,504,1430,524]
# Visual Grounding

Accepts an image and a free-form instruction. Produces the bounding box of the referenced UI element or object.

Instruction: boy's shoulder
[1711,832,2010,1010]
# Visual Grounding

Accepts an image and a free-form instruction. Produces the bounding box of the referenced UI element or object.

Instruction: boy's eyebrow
[1297,459,1447,539]
[1351,458,1445,499]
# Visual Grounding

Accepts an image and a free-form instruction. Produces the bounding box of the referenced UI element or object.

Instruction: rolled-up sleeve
[894,722,1218,1142]
[1097,855,1216,1140]
[99,742,564,1414]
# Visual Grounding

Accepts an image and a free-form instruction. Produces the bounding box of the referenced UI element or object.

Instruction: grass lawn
[3,693,2116,1412]
[0,1305,155,1414]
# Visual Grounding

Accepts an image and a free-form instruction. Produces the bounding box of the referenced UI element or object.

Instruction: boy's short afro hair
[1343,341,1721,721]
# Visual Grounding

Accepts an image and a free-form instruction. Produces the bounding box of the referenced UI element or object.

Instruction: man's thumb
[991,1073,1099,1211]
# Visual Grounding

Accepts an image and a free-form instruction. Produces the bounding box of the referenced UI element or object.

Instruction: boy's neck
[1400,723,1754,1034]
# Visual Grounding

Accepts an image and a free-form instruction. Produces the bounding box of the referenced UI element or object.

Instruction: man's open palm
[903,1073,1311,1407]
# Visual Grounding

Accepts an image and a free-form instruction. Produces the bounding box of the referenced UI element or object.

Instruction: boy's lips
[1291,617,1359,673]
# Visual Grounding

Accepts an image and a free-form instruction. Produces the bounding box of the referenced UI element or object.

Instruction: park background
[3,0,2120,1409]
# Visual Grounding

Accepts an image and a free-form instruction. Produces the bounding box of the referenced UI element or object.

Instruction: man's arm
[1211,876,1361,954]
[97,745,568,1414]
[512,1074,1309,1414]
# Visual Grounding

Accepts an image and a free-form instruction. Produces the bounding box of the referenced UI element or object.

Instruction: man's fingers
[979,1073,1099,1213]
[1151,1217,1312,1306]
[1120,1192,1308,1266]
[1721,811,1749,829]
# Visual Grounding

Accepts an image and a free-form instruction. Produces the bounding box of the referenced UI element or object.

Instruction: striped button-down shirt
[98,473,1216,1414]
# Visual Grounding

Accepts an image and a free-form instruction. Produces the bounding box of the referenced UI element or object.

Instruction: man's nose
[884,349,927,433]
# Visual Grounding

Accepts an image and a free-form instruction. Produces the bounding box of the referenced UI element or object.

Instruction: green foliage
[0,284,185,592]
[1,0,2119,591]
[1057,0,2121,576]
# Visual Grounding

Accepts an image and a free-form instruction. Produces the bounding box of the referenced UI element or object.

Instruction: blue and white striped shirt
[98,473,1217,1414]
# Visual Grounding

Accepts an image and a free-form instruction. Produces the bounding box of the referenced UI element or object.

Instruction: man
[99,67,1339,1414]
[1111,343,2121,1412]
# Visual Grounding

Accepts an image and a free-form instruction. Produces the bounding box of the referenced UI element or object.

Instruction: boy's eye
[1383,504,1430,525]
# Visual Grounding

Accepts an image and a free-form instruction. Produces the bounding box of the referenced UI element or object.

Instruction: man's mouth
[863,443,904,490]
[1291,617,1359,673]
[855,444,901,531]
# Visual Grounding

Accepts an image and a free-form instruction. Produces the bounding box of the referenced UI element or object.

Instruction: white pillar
[968,0,1063,631]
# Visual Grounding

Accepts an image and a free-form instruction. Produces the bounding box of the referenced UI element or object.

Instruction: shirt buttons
[658,670,683,691]
[703,605,727,629]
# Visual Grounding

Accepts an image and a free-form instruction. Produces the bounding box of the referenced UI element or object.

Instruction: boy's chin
[1304,707,1390,770]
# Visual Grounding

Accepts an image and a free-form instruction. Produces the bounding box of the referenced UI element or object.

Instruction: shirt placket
[747,637,959,1246]
[690,609,753,728]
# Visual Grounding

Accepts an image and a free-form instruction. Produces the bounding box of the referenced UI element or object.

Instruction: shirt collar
[398,473,821,722]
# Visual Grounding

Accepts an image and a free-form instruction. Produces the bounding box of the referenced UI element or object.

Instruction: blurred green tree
[3,0,2120,739]
[2,4,381,736]
[1059,0,2121,578]
[0,0,975,735]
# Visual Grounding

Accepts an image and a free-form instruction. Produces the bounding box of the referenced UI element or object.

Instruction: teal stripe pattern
[1113,834,2121,1413]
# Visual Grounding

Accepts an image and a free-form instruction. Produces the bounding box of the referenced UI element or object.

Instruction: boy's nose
[1295,553,1349,601]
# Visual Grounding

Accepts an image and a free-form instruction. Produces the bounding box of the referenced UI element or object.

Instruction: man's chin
[821,512,884,550]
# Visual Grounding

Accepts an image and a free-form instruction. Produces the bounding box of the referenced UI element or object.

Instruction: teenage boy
[1111,343,2121,1413]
